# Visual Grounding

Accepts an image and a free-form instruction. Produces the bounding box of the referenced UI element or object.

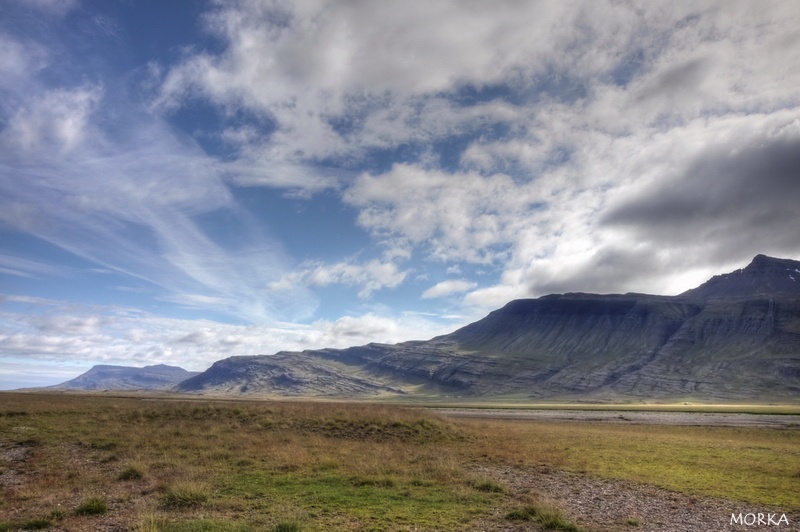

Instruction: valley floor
[1,393,798,531]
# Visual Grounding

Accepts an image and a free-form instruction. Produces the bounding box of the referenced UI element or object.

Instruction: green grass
[219,469,491,530]
[460,418,800,508]
[506,502,581,530]
[0,391,798,531]
[160,482,210,509]
[0,518,52,531]
[471,478,504,493]
[272,523,302,532]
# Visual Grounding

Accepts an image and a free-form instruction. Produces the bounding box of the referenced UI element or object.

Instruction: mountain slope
[175,353,403,396]
[178,255,800,401]
[53,364,199,391]
[681,254,800,299]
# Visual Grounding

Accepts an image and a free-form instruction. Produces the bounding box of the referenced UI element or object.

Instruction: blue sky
[2,0,799,388]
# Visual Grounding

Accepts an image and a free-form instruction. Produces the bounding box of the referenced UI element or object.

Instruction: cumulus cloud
[345,164,541,263]
[152,1,589,172]
[148,0,800,308]
[1,85,102,156]
[270,257,407,299]
[422,280,478,300]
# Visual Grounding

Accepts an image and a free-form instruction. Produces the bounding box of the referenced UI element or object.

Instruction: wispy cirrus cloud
[0,22,316,324]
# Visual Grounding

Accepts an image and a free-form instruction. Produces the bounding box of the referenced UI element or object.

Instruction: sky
[1,0,799,389]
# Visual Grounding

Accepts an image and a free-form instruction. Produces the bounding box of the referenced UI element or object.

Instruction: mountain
[52,364,200,391]
[680,254,800,299]
[178,255,800,401]
[176,353,403,396]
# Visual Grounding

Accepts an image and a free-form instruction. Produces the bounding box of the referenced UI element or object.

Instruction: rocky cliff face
[180,255,800,401]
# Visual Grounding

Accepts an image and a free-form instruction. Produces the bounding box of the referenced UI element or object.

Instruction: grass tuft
[118,465,145,481]
[506,502,580,531]
[0,519,51,531]
[160,482,210,509]
[75,496,108,516]
[471,478,504,493]
[48,508,66,521]
[20,519,51,530]
[89,440,118,451]
[272,522,302,532]
[350,476,396,488]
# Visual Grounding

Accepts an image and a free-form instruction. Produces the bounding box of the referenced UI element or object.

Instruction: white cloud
[3,0,800,387]
[0,254,63,279]
[0,33,48,92]
[464,283,523,311]
[0,296,456,387]
[271,257,407,299]
[6,0,78,16]
[1,85,102,156]
[345,164,539,264]
[153,0,800,301]
[422,279,477,300]
[148,1,800,301]
[0,79,311,324]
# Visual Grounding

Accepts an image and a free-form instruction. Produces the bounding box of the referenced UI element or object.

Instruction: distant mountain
[180,255,800,401]
[52,364,200,391]
[176,353,403,396]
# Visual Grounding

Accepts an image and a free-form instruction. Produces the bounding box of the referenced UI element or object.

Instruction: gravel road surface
[434,408,800,428]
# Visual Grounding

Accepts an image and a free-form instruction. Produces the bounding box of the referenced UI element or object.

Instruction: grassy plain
[0,393,798,531]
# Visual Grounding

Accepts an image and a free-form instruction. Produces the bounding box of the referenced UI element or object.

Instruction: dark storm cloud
[530,247,668,296]
[633,57,709,103]
[523,124,800,299]
[602,131,800,260]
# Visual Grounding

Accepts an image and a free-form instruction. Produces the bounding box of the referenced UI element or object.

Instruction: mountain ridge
[681,254,800,299]
[177,255,800,401]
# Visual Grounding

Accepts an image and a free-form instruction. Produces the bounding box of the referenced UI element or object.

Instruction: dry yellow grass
[1,392,798,531]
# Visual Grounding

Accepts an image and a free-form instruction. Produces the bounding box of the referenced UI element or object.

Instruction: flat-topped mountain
[52,364,200,391]
[180,255,800,401]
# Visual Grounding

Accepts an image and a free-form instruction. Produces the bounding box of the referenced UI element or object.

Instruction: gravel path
[435,408,800,428]
[474,464,800,531]
[441,408,800,530]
